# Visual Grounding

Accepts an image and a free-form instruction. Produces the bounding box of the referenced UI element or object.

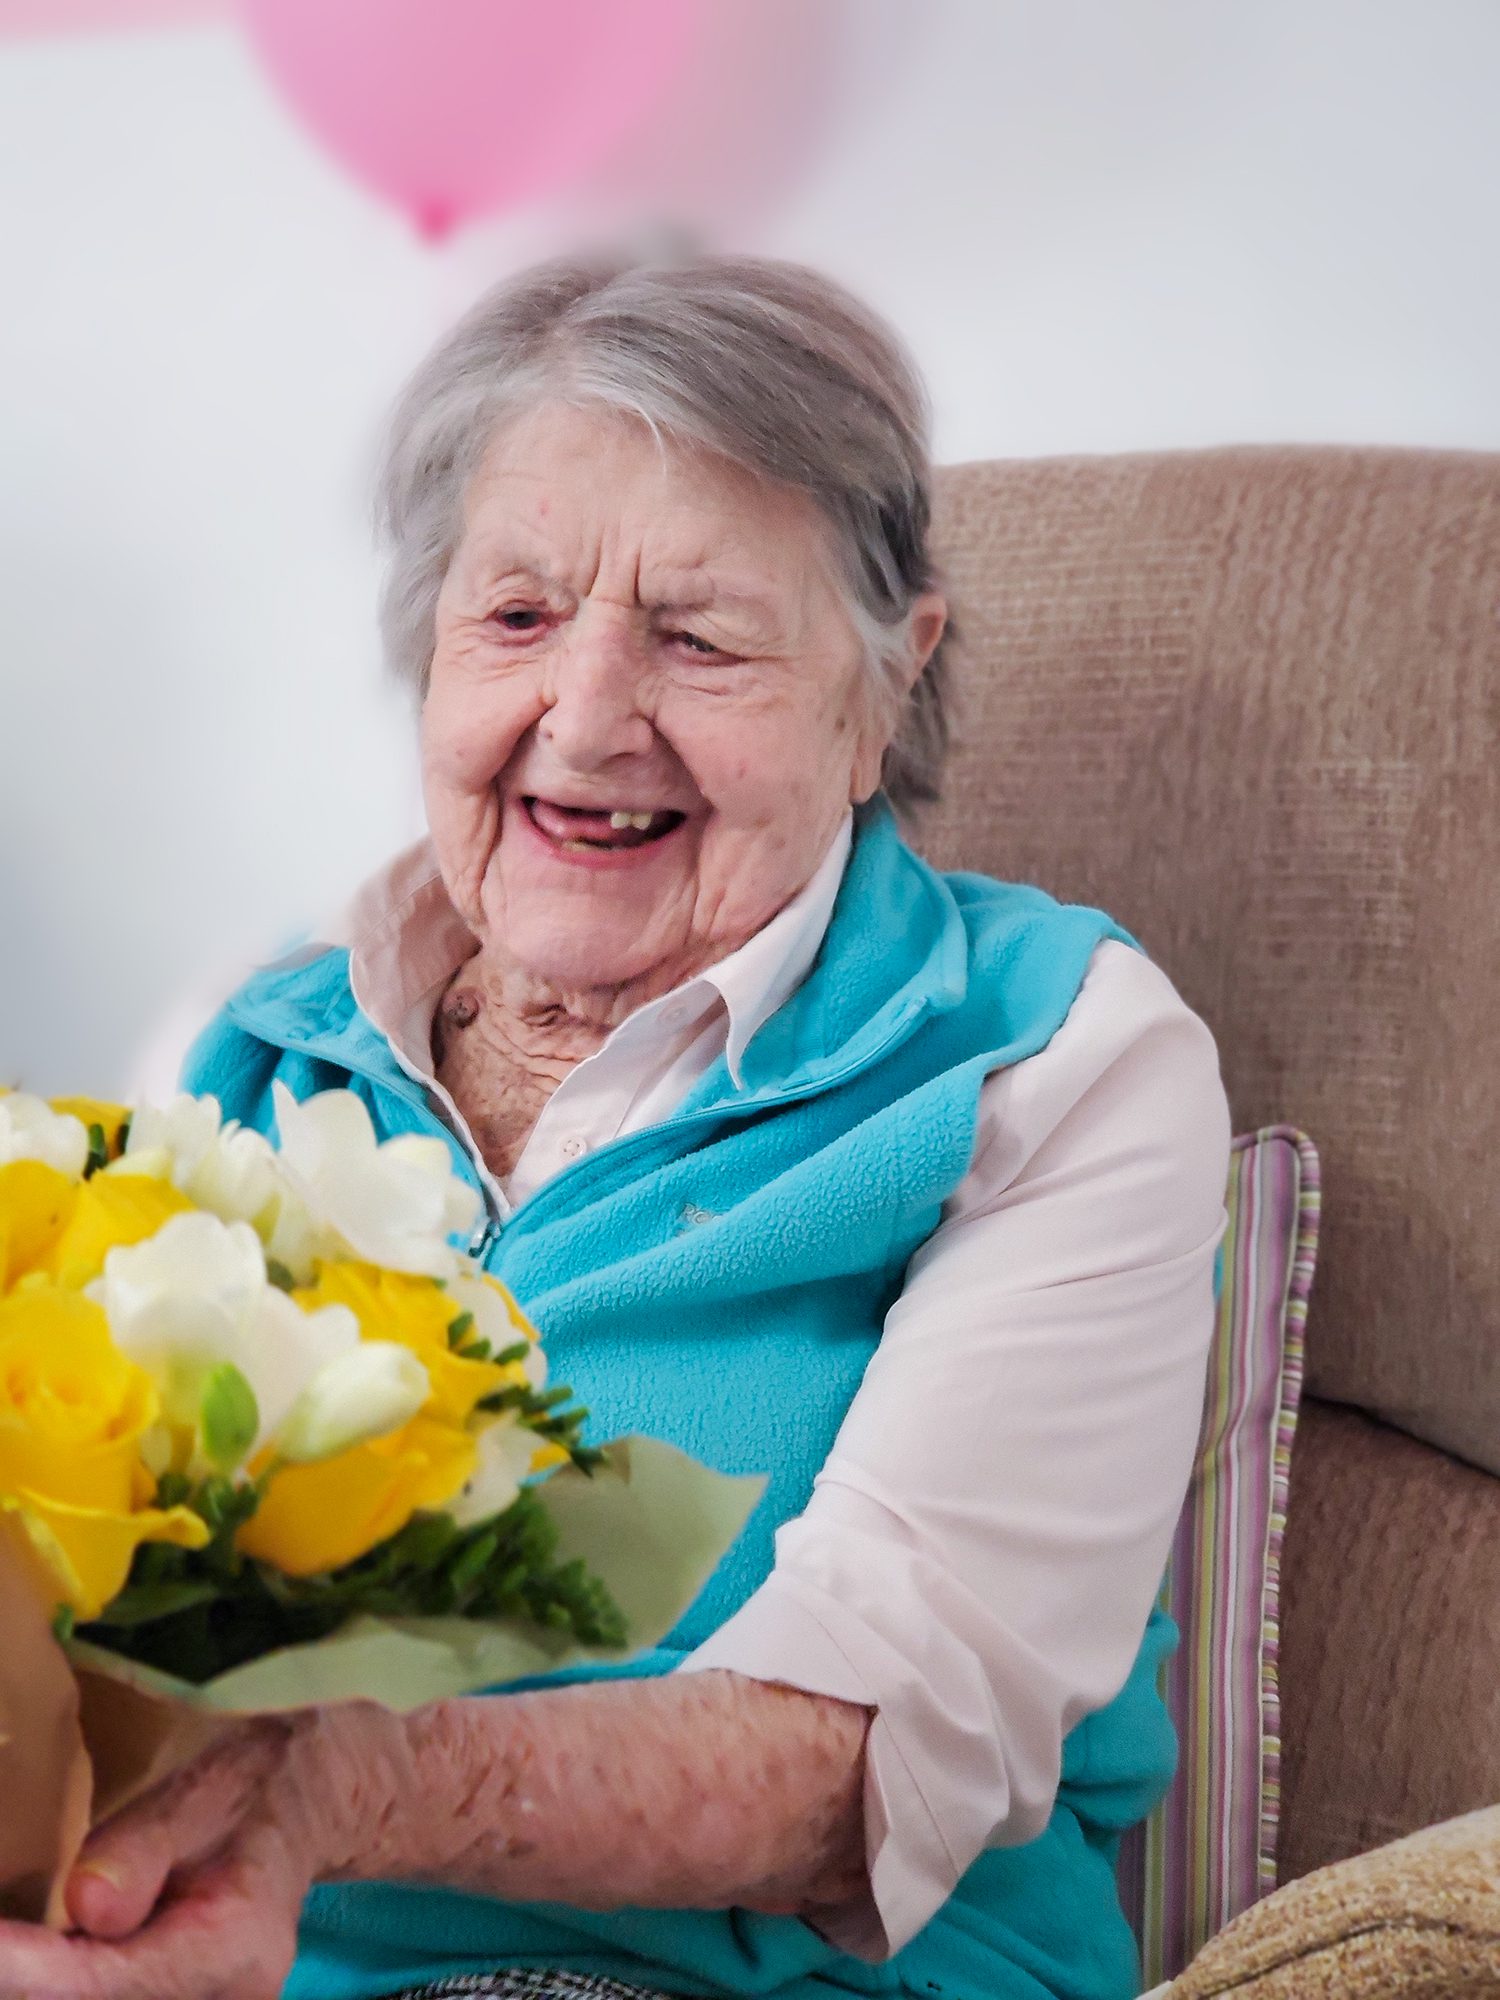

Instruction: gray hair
[375,251,953,812]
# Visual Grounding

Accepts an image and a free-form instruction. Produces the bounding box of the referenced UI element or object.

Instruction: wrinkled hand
[0,1717,324,2000]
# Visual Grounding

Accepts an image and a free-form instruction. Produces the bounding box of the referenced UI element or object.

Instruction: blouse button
[559,1134,587,1161]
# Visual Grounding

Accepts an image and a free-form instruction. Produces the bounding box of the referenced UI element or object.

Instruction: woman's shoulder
[927,852,1142,978]
[1074,933,1216,1042]
[963,934,1231,1217]
[1031,934,1225,1110]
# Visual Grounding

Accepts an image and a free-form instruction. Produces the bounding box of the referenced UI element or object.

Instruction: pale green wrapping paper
[67,1436,762,1711]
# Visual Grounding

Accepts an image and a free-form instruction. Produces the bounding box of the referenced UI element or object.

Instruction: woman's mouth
[522,796,687,855]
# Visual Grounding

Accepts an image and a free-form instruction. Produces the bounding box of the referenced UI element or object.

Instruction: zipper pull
[467,1209,500,1263]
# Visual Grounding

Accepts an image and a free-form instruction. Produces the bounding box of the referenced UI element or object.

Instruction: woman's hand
[0,1672,870,2000]
[0,1717,325,2000]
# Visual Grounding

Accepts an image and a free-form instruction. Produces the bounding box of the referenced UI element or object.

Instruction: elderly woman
[8,255,1228,2000]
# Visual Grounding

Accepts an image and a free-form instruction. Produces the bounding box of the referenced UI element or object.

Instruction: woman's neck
[430,936,750,1185]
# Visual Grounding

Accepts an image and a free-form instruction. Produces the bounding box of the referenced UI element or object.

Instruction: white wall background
[3,0,1498,1094]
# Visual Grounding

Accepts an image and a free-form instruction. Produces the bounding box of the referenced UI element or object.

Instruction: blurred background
[3,0,1498,1096]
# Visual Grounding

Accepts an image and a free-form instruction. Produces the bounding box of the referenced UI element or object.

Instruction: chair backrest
[923,446,1500,1477]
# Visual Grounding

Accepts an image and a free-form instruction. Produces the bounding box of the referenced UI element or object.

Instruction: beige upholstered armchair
[925,446,1500,1991]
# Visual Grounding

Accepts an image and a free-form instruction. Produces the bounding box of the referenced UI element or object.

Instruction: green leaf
[200,1363,260,1472]
[474,1387,526,1414]
[265,1259,296,1293]
[51,1603,75,1644]
[446,1311,475,1349]
[83,1122,109,1178]
[95,1579,221,1628]
[446,1528,500,1601]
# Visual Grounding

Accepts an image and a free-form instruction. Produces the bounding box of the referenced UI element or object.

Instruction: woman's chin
[488,816,698,995]
[498,905,680,997]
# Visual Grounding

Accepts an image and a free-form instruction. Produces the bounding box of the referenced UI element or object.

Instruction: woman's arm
[677,938,1232,1957]
[296,1667,872,1916]
[35,1671,869,2000]
[0,1674,866,2000]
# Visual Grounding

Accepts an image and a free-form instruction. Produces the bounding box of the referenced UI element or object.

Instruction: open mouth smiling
[522,796,689,854]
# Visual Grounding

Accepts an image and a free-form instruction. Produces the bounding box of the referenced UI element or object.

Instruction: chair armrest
[1165,1806,1500,1997]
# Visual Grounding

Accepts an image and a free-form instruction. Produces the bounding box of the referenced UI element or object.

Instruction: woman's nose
[537,618,655,769]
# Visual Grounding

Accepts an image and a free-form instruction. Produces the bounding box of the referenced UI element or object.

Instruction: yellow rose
[0,1159,79,1292]
[42,1170,194,1291]
[294,1261,513,1424]
[0,1286,207,1618]
[238,1413,476,1576]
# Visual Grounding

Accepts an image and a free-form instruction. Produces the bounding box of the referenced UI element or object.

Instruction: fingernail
[73,1860,126,1890]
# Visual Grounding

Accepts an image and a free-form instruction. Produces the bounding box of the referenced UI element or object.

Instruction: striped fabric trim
[1117,1127,1320,1989]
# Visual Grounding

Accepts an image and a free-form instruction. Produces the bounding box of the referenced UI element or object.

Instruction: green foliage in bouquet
[72,1480,626,1686]
[69,1365,629,1685]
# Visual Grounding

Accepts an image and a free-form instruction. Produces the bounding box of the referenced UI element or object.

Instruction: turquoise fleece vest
[181,799,1176,2000]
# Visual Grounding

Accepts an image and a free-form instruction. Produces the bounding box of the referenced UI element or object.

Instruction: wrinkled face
[421,400,907,995]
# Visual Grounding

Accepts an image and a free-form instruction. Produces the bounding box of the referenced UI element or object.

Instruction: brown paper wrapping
[0,1527,228,1929]
[0,1522,92,1925]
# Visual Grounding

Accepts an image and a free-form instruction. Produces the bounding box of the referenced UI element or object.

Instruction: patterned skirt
[389,1974,678,2000]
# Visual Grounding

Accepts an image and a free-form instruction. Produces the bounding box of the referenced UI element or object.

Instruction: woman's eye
[494,607,546,632]
[672,630,722,657]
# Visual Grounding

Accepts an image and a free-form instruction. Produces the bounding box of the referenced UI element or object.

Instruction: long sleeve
[676,938,1232,1959]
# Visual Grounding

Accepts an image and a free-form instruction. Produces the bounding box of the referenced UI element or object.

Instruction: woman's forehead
[464,403,823,550]
[456,445,836,607]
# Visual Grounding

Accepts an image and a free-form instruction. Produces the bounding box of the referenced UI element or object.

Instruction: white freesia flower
[446,1267,547,1389]
[0,1093,89,1177]
[125,1092,224,1179]
[120,1093,321,1283]
[126,1094,279,1221]
[256,1177,321,1285]
[88,1211,360,1463]
[272,1082,481,1279]
[446,1414,538,1529]
[275,1342,430,1465]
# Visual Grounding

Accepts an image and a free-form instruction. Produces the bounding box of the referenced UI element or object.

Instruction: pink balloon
[561,0,920,242]
[564,0,846,238]
[238,0,706,238]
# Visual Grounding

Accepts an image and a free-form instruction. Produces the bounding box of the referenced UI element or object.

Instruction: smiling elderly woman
[15,257,1229,2000]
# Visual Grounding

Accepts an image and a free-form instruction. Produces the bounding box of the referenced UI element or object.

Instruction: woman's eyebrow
[464,546,779,618]
[470,549,561,586]
[647,581,780,617]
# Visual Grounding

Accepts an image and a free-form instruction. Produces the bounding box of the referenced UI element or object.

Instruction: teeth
[609,810,659,831]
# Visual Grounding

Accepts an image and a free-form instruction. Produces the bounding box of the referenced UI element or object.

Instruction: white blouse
[131,814,1231,1962]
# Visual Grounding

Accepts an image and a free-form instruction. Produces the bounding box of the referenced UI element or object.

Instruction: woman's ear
[907,592,948,687]
[849,592,949,803]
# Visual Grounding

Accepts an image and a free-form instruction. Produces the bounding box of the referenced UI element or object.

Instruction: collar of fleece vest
[220,795,991,1115]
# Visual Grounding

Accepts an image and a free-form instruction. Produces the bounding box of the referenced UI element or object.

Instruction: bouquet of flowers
[0,1084,758,1924]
